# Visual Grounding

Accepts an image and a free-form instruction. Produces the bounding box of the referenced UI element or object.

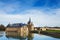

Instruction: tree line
[0,24,6,31]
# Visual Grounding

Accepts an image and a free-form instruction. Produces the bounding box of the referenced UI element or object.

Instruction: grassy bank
[40,30,60,38]
[44,30,60,33]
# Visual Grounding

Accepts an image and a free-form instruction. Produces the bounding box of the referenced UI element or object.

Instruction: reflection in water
[27,33,34,40]
[6,32,34,40]
[0,31,4,37]
[0,31,60,40]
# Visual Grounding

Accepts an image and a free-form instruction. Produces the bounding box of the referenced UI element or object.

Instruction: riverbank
[40,30,60,38]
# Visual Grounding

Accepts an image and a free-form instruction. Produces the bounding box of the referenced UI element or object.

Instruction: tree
[0,24,5,31]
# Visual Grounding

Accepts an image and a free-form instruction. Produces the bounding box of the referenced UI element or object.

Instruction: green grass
[40,30,60,39]
[46,30,60,33]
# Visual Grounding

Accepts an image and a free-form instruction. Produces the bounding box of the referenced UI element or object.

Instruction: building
[6,18,34,36]
[27,18,34,32]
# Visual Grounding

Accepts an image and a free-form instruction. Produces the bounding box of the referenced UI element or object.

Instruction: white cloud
[0,9,60,27]
[0,0,60,27]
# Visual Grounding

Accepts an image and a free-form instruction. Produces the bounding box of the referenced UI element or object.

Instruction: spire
[7,22,11,27]
[9,22,10,24]
[29,18,31,22]
[28,18,31,24]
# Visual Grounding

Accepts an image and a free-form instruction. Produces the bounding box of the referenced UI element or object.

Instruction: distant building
[6,18,34,36]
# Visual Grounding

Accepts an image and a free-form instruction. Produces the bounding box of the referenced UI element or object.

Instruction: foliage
[0,24,5,31]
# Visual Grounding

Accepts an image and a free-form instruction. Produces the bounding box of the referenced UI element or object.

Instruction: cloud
[0,9,60,27]
[0,0,60,27]
[0,0,37,14]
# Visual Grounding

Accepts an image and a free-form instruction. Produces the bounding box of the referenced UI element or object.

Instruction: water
[0,31,60,40]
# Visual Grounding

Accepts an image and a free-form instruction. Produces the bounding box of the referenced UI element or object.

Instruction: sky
[0,0,60,27]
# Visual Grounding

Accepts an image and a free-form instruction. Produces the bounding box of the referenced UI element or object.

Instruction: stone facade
[6,18,34,36]
[27,18,34,32]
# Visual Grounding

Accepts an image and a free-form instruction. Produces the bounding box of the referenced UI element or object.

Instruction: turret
[27,18,34,32]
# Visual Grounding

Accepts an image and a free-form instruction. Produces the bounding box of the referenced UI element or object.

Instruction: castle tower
[27,18,34,32]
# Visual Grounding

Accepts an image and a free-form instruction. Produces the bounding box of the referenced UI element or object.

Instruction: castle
[6,18,34,36]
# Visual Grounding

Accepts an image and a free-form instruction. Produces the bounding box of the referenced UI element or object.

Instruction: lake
[0,31,60,40]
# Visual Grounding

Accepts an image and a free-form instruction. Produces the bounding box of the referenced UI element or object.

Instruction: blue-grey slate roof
[7,23,27,28]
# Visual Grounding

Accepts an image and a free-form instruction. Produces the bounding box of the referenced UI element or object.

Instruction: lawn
[40,30,60,38]
[46,30,60,33]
